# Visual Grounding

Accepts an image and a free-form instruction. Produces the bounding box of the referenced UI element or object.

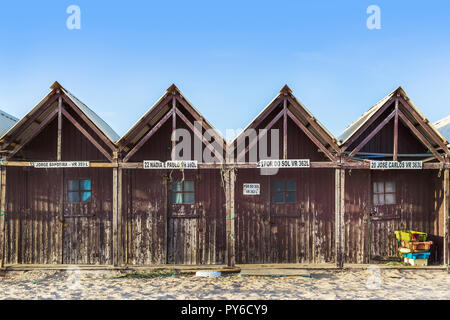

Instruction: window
[172,181,195,204]
[67,179,92,203]
[373,181,395,205]
[272,180,296,203]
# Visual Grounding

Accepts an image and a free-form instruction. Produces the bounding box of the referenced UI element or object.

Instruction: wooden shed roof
[0,82,120,145]
[117,84,226,155]
[229,85,340,160]
[338,87,449,148]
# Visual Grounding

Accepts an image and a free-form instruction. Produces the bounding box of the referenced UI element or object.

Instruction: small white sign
[143,160,198,169]
[32,161,90,168]
[243,183,260,195]
[370,161,423,170]
[257,159,310,168]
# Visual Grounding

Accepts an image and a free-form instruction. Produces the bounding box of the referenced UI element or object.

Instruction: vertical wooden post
[335,162,345,268]
[283,98,288,160]
[171,96,177,161]
[117,166,123,266]
[0,166,6,268]
[225,168,236,266]
[444,168,449,266]
[393,99,399,161]
[57,96,63,161]
[112,150,120,266]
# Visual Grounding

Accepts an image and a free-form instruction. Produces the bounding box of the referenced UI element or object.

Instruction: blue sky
[1,0,449,139]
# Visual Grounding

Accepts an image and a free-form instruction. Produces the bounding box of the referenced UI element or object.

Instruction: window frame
[171,180,195,204]
[372,181,396,206]
[66,178,93,204]
[272,180,297,204]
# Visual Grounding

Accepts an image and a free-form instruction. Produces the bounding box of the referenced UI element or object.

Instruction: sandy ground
[0,269,449,300]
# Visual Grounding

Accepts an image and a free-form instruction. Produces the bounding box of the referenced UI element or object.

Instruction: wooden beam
[118,95,173,152]
[0,167,6,267]
[112,167,118,266]
[225,169,236,266]
[61,95,116,152]
[287,109,337,162]
[174,107,225,163]
[347,109,396,160]
[2,93,60,150]
[286,95,340,152]
[397,110,445,162]
[341,96,395,153]
[123,109,174,162]
[228,96,284,155]
[335,165,345,268]
[7,108,59,159]
[283,99,287,160]
[444,168,449,266]
[236,108,284,162]
[393,99,399,161]
[171,97,177,161]
[398,96,450,156]
[57,97,63,161]
[61,108,113,162]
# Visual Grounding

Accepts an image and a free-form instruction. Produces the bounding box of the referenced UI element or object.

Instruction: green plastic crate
[394,230,427,242]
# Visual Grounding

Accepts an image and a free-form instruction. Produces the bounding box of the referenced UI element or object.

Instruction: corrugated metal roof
[118,84,225,149]
[62,88,120,142]
[337,87,449,148]
[0,110,18,137]
[337,88,397,144]
[230,85,337,149]
[434,116,450,146]
[0,83,120,145]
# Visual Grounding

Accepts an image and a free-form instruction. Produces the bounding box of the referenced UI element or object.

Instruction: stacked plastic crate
[394,231,433,266]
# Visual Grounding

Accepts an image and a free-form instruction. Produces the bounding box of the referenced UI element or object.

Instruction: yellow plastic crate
[394,230,427,242]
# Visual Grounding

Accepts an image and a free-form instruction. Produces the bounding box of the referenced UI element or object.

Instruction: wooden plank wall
[344,170,445,264]
[123,169,226,265]
[235,168,335,264]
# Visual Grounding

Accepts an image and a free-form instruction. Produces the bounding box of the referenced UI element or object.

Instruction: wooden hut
[228,85,341,265]
[0,82,120,266]
[118,84,227,265]
[338,87,450,265]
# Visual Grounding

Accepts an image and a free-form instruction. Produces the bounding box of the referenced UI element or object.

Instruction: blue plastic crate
[402,252,431,260]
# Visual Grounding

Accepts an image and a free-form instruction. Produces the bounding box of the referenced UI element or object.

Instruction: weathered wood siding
[235,168,335,264]
[233,99,335,264]
[122,101,226,265]
[123,169,226,265]
[4,100,113,265]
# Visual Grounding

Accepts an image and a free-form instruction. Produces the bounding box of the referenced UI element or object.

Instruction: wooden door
[167,172,203,264]
[269,174,301,263]
[369,172,402,262]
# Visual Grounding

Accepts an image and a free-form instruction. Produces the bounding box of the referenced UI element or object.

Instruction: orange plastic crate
[400,241,433,251]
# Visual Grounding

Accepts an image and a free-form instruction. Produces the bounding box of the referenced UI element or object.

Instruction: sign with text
[370,161,423,170]
[143,160,198,169]
[257,159,310,169]
[243,183,260,195]
[32,161,90,168]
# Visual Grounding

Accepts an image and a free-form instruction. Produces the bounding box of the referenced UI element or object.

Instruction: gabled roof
[0,82,120,146]
[0,110,18,137]
[434,116,450,146]
[338,86,449,149]
[337,88,397,144]
[118,84,225,151]
[230,85,339,156]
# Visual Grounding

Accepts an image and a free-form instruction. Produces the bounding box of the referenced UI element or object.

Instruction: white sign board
[370,161,423,170]
[243,183,260,195]
[143,160,198,169]
[257,159,310,168]
[32,161,90,168]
